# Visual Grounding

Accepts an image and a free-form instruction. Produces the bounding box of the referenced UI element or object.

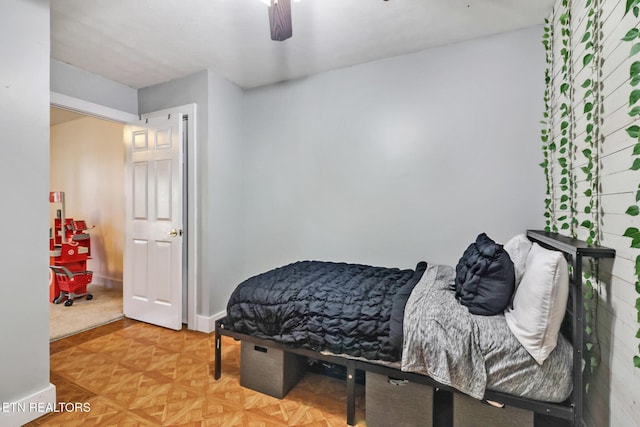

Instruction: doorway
[49,94,199,334]
[49,106,125,339]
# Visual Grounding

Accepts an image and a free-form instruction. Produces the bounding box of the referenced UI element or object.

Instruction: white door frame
[50,92,199,331]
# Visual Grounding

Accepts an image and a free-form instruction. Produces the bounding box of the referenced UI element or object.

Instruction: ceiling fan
[260,0,300,41]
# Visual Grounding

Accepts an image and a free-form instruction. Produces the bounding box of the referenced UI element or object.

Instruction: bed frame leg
[214,320,222,380]
[346,363,356,426]
[433,388,453,427]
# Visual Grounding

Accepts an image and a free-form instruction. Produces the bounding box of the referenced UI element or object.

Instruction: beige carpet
[50,283,124,341]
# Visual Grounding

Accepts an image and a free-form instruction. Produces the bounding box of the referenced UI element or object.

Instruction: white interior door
[123,112,184,330]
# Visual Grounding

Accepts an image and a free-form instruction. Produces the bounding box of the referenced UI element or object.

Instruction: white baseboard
[0,383,56,426]
[194,310,227,334]
[90,274,123,290]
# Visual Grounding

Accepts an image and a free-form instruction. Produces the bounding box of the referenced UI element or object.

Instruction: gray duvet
[401,264,573,402]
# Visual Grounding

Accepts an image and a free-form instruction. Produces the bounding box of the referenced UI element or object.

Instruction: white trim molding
[195,310,227,334]
[50,92,138,123]
[0,383,56,426]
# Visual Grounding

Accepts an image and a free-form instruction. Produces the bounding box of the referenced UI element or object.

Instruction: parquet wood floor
[26,319,365,427]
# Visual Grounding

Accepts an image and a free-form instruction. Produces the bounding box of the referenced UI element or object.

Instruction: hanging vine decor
[579,0,602,373]
[541,18,555,233]
[557,0,575,234]
[621,0,640,369]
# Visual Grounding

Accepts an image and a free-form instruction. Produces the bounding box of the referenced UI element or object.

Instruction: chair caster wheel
[86,294,93,300]
[64,299,73,307]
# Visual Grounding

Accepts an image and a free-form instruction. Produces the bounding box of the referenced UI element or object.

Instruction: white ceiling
[50,0,555,90]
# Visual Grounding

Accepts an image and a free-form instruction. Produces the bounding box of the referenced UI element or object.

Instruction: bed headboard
[525,230,615,427]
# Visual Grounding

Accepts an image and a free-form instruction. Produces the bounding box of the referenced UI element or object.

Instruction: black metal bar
[527,230,615,259]
[573,255,584,427]
[433,388,453,427]
[214,319,222,380]
[346,363,356,426]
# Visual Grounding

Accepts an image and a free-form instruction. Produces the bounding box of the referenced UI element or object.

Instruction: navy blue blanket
[226,260,427,361]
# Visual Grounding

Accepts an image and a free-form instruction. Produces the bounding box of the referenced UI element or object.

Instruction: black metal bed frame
[214,230,615,426]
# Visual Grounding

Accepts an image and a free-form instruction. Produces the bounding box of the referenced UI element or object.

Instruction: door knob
[167,229,183,237]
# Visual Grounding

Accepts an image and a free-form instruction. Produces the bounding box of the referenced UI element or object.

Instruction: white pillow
[504,243,569,365]
[503,233,533,287]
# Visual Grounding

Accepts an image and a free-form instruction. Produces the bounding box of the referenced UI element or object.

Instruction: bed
[214,230,615,427]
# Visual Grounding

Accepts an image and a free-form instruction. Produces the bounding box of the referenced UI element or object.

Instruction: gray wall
[206,73,245,315]
[240,26,546,279]
[51,59,138,115]
[0,0,52,414]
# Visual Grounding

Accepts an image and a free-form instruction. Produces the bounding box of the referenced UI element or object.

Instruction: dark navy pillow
[455,233,515,316]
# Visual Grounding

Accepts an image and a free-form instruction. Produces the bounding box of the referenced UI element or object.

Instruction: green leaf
[582,31,591,43]
[586,123,594,133]
[560,83,570,94]
[584,54,594,67]
[627,0,640,15]
[584,102,594,113]
[627,125,640,138]
[636,186,640,202]
[630,106,640,117]
[561,194,569,202]
[634,143,640,155]
[559,12,568,24]
[630,89,640,106]
[624,227,640,238]
[637,328,640,339]
[622,28,640,41]
[583,148,593,158]
[586,342,593,351]
[582,79,592,88]
[631,61,640,78]
[632,43,640,57]
[626,205,640,216]
[561,223,570,230]
[634,355,640,369]
[582,220,593,228]
[632,158,640,170]
[561,121,569,130]
[632,74,640,86]
[636,297,640,310]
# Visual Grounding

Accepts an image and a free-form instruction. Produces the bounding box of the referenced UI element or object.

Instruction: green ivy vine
[621,0,640,370]
[557,0,576,235]
[541,18,555,233]
[579,0,601,374]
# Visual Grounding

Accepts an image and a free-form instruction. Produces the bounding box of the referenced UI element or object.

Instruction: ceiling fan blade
[268,0,292,41]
